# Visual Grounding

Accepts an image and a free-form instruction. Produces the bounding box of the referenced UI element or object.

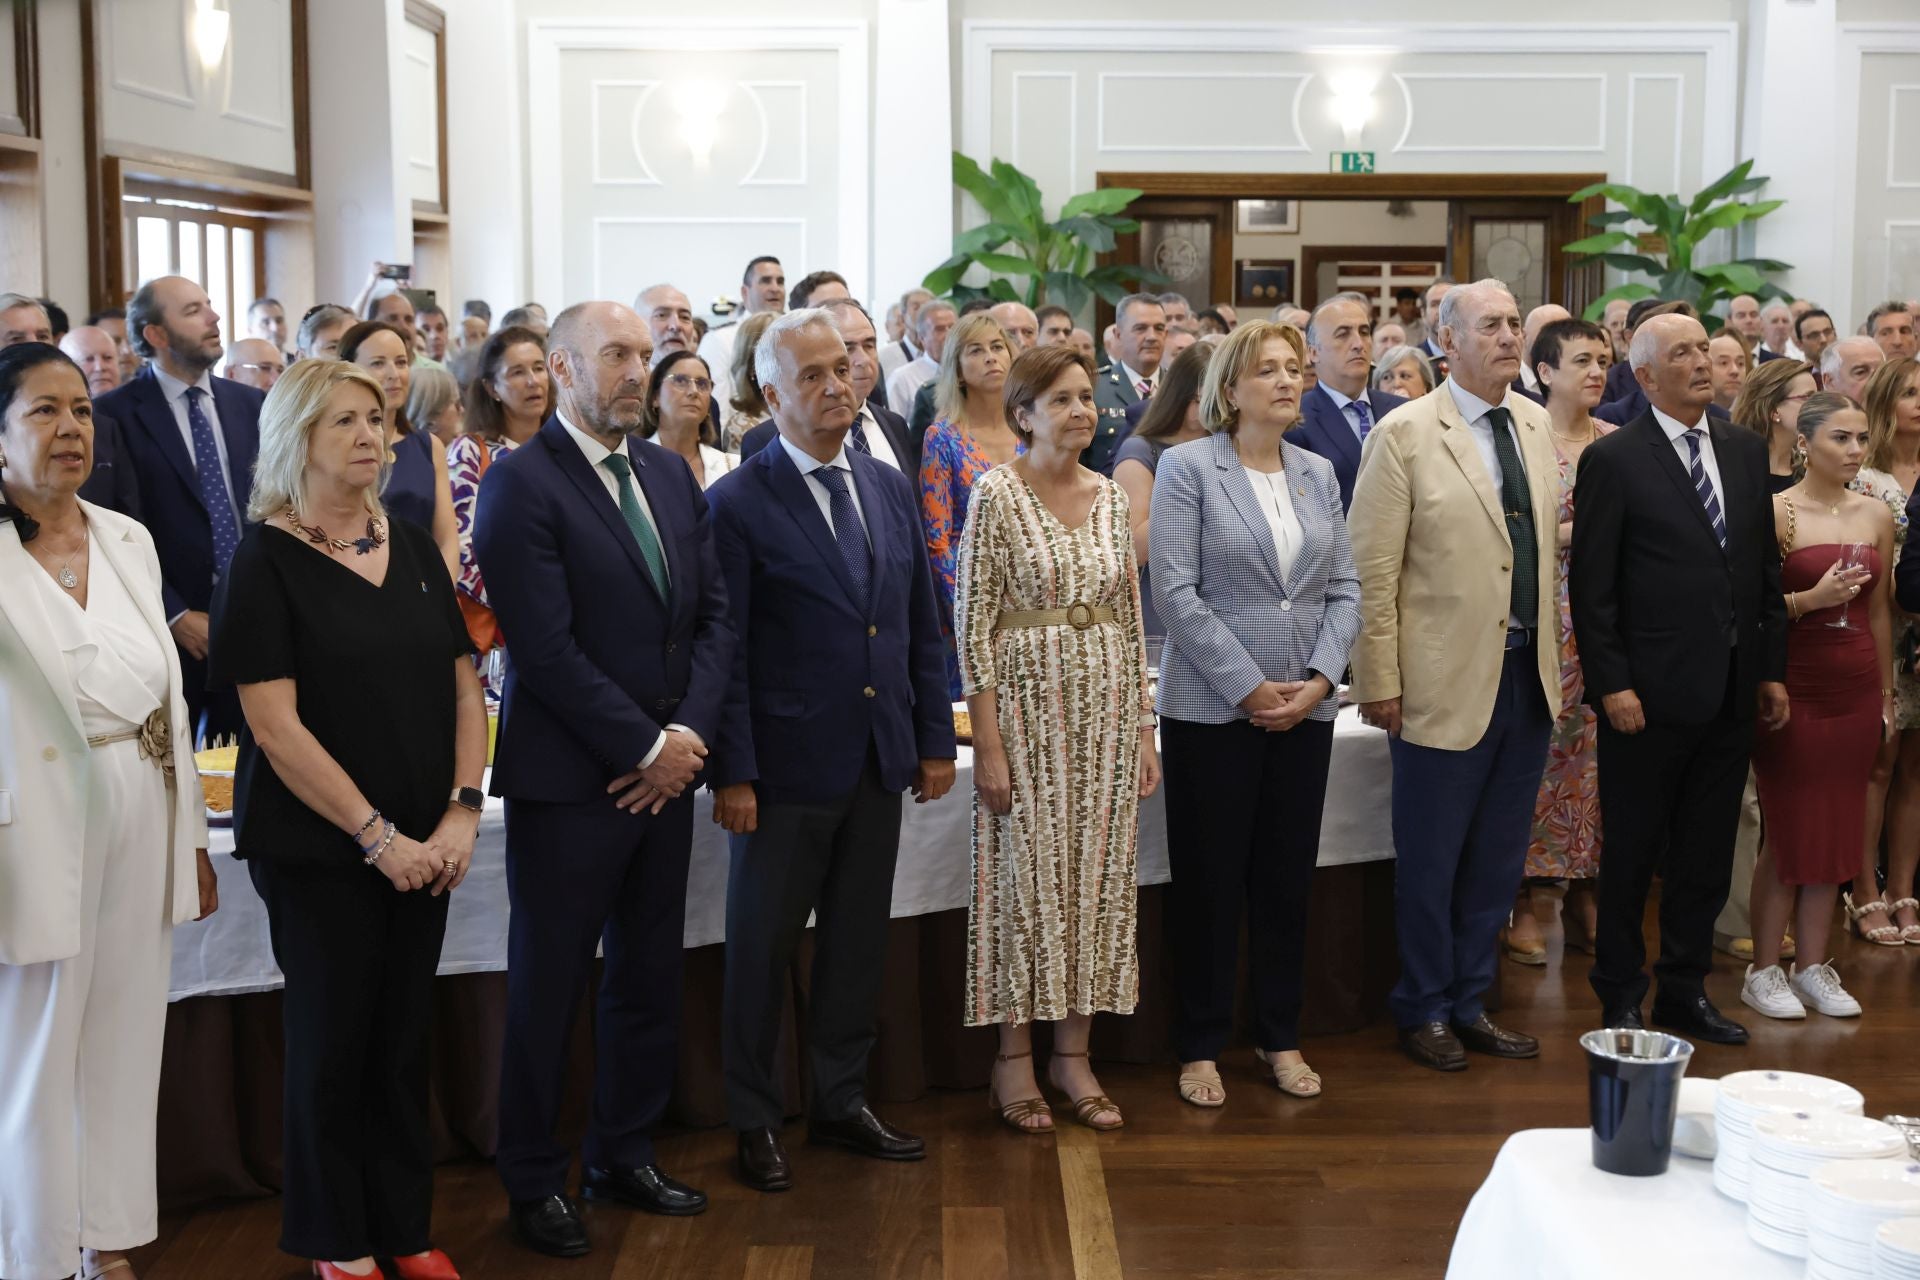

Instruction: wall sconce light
[1327,71,1377,148]
[673,81,727,169]
[192,0,230,71]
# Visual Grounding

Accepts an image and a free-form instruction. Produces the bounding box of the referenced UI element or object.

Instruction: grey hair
[1306,291,1373,349]
[296,304,354,358]
[1372,345,1435,394]
[1760,299,1792,320]
[1154,291,1191,309]
[1435,277,1515,338]
[0,291,48,317]
[405,362,460,429]
[1822,336,1880,382]
[914,299,955,342]
[633,283,684,309]
[1116,293,1164,326]
[818,296,874,327]
[1627,321,1670,372]
[754,306,840,395]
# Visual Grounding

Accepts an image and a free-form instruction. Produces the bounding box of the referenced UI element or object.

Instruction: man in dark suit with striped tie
[1287,292,1408,510]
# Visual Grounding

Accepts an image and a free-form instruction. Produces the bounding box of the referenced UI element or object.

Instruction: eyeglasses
[665,373,713,394]
[233,362,285,376]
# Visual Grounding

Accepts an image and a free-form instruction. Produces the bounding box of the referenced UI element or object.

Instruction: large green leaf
[921,255,972,295]
[1731,256,1795,274]
[1687,159,1757,213]
[1564,230,1636,257]
[1569,181,1668,225]
[1059,187,1141,219]
[1586,209,1640,229]
[974,251,1042,277]
[1086,262,1171,291]
[1659,196,1688,239]
[1052,215,1117,253]
[952,221,1020,255]
[985,278,1021,303]
[1599,253,1666,275]
[1696,261,1768,295]
[952,153,1018,226]
[989,158,1046,233]
[1686,199,1785,239]
[1042,271,1093,315]
[1579,282,1656,321]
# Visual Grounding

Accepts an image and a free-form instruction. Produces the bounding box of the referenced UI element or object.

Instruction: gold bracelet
[1787,591,1799,620]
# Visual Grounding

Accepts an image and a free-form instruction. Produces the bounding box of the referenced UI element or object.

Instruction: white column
[308,0,411,305]
[445,0,524,315]
[36,1,86,306]
[871,0,952,312]
[1740,0,1838,308]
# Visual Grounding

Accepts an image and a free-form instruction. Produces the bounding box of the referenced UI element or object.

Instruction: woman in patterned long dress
[444,326,548,702]
[1506,320,1612,963]
[922,314,1023,699]
[956,345,1158,1136]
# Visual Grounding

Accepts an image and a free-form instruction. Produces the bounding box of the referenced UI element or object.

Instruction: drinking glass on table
[1827,541,1872,631]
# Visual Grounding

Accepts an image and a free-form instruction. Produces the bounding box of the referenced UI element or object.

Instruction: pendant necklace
[44,530,85,590]
[284,506,387,555]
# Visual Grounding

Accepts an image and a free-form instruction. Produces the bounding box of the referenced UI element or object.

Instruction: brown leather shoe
[1397,1020,1468,1072]
[1452,1014,1539,1059]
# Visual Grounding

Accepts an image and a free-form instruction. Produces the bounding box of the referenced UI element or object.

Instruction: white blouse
[30,535,168,738]
[1242,465,1303,584]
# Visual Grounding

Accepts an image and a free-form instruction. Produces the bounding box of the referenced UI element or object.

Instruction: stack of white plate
[1746,1111,1907,1257]
[1874,1217,1920,1278]
[1713,1070,1866,1202]
[1805,1159,1920,1279]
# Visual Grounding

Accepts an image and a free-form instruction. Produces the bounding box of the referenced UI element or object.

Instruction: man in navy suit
[473,300,735,1259]
[94,275,261,742]
[738,299,921,475]
[1087,294,1167,474]
[706,308,956,1193]
[1287,292,1408,510]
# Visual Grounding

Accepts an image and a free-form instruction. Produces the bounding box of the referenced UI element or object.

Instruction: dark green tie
[1487,406,1537,625]
[600,453,669,599]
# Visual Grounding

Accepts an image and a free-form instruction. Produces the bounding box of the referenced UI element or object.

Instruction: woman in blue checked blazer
[1148,320,1361,1110]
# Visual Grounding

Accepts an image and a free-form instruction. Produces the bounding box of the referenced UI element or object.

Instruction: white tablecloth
[169,707,1392,1001]
[1446,1128,1803,1280]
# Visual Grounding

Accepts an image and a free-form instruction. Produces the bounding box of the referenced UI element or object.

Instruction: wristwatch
[449,786,485,813]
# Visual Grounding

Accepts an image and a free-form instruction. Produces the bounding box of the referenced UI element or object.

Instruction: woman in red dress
[1745,394,1896,1020]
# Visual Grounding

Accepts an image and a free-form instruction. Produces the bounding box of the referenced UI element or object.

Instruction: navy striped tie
[1683,429,1728,549]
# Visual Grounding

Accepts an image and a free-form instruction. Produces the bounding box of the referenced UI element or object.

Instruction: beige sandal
[1888,896,1920,945]
[1050,1050,1123,1130]
[1255,1047,1323,1098]
[81,1259,133,1280]
[1845,892,1905,947]
[1177,1062,1226,1108]
[988,1050,1053,1134]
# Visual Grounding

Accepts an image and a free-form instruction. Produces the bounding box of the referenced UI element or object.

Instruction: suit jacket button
[655,699,669,710]
[863,686,876,698]
[666,642,676,653]
[1280,599,1292,612]
[42,746,58,761]
[867,625,877,637]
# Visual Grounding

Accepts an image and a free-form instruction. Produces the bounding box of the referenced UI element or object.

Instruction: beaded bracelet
[363,821,397,867]
[352,808,383,848]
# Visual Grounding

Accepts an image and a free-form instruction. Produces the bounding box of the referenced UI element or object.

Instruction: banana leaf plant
[1565,160,1792,329]
[922,153,1168,315]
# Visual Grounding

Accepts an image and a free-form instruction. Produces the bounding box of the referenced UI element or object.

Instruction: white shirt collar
[1445,376,1512,425]
[153,362,214,405]
[557,409,620,467]
[1120,361,1156,392]
[1320,381,1369,412]
[1650,402,1709,440]
[775,430,852,478]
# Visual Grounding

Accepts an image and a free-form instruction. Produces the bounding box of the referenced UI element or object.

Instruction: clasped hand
[1243,677,1331,733]
[607,728,708,815]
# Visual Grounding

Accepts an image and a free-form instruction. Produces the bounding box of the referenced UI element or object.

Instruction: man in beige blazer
[1349,278,1562,1073]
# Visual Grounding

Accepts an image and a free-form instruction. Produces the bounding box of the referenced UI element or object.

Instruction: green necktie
[1487,406,1537,626]
[600,453,669,599]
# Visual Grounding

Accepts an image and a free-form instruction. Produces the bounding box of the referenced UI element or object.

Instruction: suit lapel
[0,525,87,742]
[1307,387,1362,474]
[91,514,178,677]
[763,442,863,608]
[849,451,892,619]
[1707,418,1741,551]
[127,370,201,503]
[210,378,258,511]
[1211,434,1286,589]
[540,419,661,601]
[626,439,683,606]
[1435,391,1508,541]
[1641,415,1724,552]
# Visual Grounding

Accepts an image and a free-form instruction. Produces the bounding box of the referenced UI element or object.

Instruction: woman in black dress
[209,358,486,1280]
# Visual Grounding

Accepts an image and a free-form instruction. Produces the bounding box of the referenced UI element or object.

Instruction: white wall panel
[1840,34,1920,320]
[0,10,22,133]
[1392,72,1606,154]
[401,18,441,205]
[98,0,298,178]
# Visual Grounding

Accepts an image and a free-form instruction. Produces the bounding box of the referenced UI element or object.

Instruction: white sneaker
[1790,961,1863,1018]
[1741,963,1807,1020]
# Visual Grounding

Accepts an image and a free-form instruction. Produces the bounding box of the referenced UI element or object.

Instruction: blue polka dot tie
[185,387,241,574]
[810,465,871,610]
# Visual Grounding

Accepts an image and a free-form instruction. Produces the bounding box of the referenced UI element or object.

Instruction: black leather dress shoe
[1602,1004,1645,1031]
[737,1127,793,1192]
[1652,992,1749,1045]
[509,1194,590,1258]
[1397,1021,1468,1072]
[1452,1014,1539,1059]
[807,1106,926,1161]
[581,1163,708,1216]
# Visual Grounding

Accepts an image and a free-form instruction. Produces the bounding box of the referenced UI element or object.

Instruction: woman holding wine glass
[1742,393,1896,1021]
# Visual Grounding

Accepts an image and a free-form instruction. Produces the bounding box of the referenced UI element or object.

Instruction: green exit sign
[1332,151,1377,173]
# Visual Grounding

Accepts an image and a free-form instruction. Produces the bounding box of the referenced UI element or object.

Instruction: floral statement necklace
[284,507,387,555]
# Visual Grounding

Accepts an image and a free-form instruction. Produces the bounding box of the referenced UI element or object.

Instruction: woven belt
[995,603,1116,631]
[85,708,176,779]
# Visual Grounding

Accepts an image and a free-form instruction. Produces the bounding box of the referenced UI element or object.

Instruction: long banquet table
[158,708,1405,1206]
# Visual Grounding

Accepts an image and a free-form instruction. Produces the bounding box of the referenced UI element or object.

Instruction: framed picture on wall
[1236,260,1296,309]
[1235,199,1298,235]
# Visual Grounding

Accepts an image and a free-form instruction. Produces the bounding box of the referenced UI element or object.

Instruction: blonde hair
[1864,356,1920,474]
[728,311,778,418]
[933,313,1012,425]
[248,358,390,523]
[1199,321,1306,434]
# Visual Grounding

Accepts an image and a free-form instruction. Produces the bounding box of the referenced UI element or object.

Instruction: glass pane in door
[1471,220,1547,314]
[1139,219,1213,309]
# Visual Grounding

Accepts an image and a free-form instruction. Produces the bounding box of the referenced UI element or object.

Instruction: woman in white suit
[0,342,216,1280]
[1149,321,1361,1110]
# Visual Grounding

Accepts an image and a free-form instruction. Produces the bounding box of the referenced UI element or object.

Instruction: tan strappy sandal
[1254,1047,1323,1098]
[1845,892,1906,947]
[80,1258,134,1280]
[988,1050,1053,1134]
[1050,1050,1123,1131]
[1177,1062,1226,1108]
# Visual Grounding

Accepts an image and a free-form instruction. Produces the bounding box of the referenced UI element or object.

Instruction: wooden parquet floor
[129,909,1920,1280]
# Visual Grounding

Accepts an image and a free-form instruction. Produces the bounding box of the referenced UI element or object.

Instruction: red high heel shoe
[389,1250,461,1280]
[311,1265,378,1280]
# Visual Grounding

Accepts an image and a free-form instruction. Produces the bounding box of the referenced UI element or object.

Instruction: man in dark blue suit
[738,299,921,474]
[1287,292,1408,511]
[707,308,956,1193]
[473,301,735,1259]
[94,275,260,742]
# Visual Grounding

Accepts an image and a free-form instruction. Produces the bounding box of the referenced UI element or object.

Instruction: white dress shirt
[1650,402,1725,516]
[1320,381,1378,442]
[151,364,238,512]
[1119,361,1157,400]
[776,433,870,545]
[885,354,938,419]
[558,411,685,767]
[851,404,901,472]
[1242,466,1302,582]
[1446,377,1531,630]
